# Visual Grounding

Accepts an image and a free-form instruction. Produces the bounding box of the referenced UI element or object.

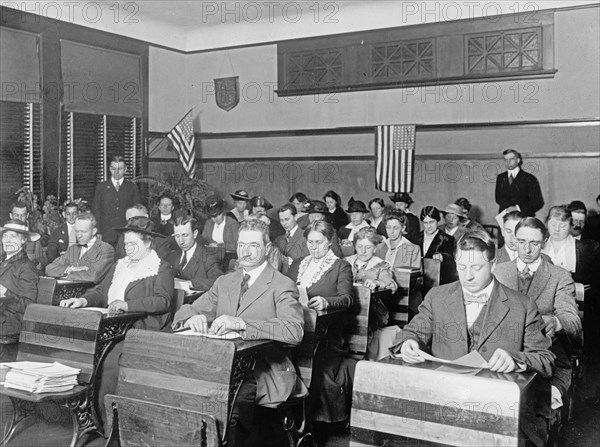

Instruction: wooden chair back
[17,304,103,384]
[423,259,441,293]
[36,277,95,306]
[292,306,317,388]
[106,395,220,447]
[390,268,423,326]
[115,330,236,438]
[350,360,543,447]
[342,285,371,359]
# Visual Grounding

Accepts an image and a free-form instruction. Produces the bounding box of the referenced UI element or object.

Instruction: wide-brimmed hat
[0,220,41,241]
[389,192,413,205]
[113,216,165,238]
[441,204,466,219]
[249,196,273,211]
[230,190,250,201]
[306,200,328,214]
[205,195,226,217]
[346,200,368,214]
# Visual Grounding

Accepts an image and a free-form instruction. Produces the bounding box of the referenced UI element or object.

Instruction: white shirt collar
[288,225,299,238]
[508,167,520,177]
[214,219,226,228]
[505,246,518,261]
[243,260,268,288]
[462,277,496,300]
[517,257,541,273]
[160,213,172,222]
[112,178,122,188]
[182,242,198,262]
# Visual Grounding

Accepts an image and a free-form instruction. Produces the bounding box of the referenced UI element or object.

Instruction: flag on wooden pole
[375,125,416,193]
[167,109,196,178]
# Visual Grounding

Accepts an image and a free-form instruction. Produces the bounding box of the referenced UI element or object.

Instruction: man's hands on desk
[401,339,521,373]
[60,298,129,313]
[184,314,247,335]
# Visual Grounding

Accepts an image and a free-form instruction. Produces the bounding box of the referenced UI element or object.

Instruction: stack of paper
[2,361,80,393]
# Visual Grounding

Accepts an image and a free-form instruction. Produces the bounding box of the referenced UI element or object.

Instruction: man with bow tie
[172,218,304,447]
[494,217,581,408]
[45,212,114,283]
[391,229,554,378]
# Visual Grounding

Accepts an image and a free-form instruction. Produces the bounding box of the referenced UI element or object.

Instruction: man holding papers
[391,229,555,377]
[172,218,304,447]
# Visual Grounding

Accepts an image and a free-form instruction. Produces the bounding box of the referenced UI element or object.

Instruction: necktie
[77,244,88,248]
[115,182,120,192]
[237,273,251,310]
[78,244,88,259]
[180,251,188,270]
[508,173,514,185]
[464,293,488,305]
[286,231,291,242]
[68,226,76,246]
[519,265,531,280]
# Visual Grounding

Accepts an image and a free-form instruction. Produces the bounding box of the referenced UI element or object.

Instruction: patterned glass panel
[467,27,542,74]
[285,49,343,90]
[371,39,435,80]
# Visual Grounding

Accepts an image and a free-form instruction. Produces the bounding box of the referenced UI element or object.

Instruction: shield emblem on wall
[214,76,240,112]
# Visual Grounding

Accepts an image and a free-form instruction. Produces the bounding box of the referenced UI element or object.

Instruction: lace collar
[297,250,338,289]
[112,250,161,284]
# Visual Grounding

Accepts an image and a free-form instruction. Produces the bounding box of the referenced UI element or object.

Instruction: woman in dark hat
[339,199,371,246]
[226,190,250,223]
[323,190,349,231]
[290,192,310,229]
[202,195,240,254]
[389,192,420,244]
[249,196,285,241]
[0,220,40,349]
[60,216,174,427]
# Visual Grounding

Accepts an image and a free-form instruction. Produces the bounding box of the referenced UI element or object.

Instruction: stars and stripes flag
[375,125,416,193]
[167,109,196,179]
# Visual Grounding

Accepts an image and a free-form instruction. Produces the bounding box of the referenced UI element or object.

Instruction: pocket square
[58,239,64,243]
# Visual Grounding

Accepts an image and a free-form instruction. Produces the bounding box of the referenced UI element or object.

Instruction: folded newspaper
[1,361,80,393]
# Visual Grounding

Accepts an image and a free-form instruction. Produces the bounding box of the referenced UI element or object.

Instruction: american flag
[375,125,416,193]
[167,109,196,179]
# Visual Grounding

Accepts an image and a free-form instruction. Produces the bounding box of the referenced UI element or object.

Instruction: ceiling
[1,1,597,52]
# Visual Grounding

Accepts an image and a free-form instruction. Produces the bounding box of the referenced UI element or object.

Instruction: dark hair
[369,198,385,209]
[158,193,174,204]
[289,192,308,204]
[503,210,523,223]
[353,227,383,248]
[502,148,522,163]
[323,190,341,206]
[174,215,199,232]
[420,206,441,222]
[279,203,297,216]
[455,197,471,212]
[384,210,407,227]
[239,218,270,244]
[304,220,336,243]
[64,202,79,211]
[515,217,549,240]
[546,205,573,227]
[568,201,587,215]
[455,229,496,262]
[10,201,28,213]
[109,155,127,166]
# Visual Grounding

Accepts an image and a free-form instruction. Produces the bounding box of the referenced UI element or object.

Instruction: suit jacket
[495,170,544,216]
[495,246,516,264]
[493,259,581,338]
[201,216,240,253]
[393,280,555,377]
[274,227,310,261]
[92,179,140,244]
[45,237,114,283]
[583,215,600,244]
[47,223,70,262]
[328,206,349,231]
[375,239,422,270]
[166,245,223,291]
[173,264,304,406]
[416,231,456,284]
[151,214,175,237]
[438,224,467,242]
[0,250,39,336]
[403,212,420,245]
[83,256,174,332]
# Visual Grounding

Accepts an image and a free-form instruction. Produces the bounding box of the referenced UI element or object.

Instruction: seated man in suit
[494,217,581,408]
[172,219,305,447]
[496,210,522,263]
[46,202,80,263]
[166,215,223,292]
[274,203,309,273]
[151,194,176,237]
[45,212,114,283]
[392,229,554,379]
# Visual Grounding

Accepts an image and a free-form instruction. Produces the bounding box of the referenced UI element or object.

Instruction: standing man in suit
[151,194,176,237]
[172,219,304,447]
[46,202,80,263]
[92,155,140,246]
[495,149,544,217]
[274,204,309,273]
[392,229,554,378]
[166,215,222,292]
[45,212,114,283]
[494,217,581,407]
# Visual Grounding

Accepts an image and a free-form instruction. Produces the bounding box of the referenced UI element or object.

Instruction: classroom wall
[147,5,600,224]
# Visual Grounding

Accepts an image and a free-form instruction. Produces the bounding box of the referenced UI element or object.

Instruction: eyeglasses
[516,239,543,249]
[237,242,262,251]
